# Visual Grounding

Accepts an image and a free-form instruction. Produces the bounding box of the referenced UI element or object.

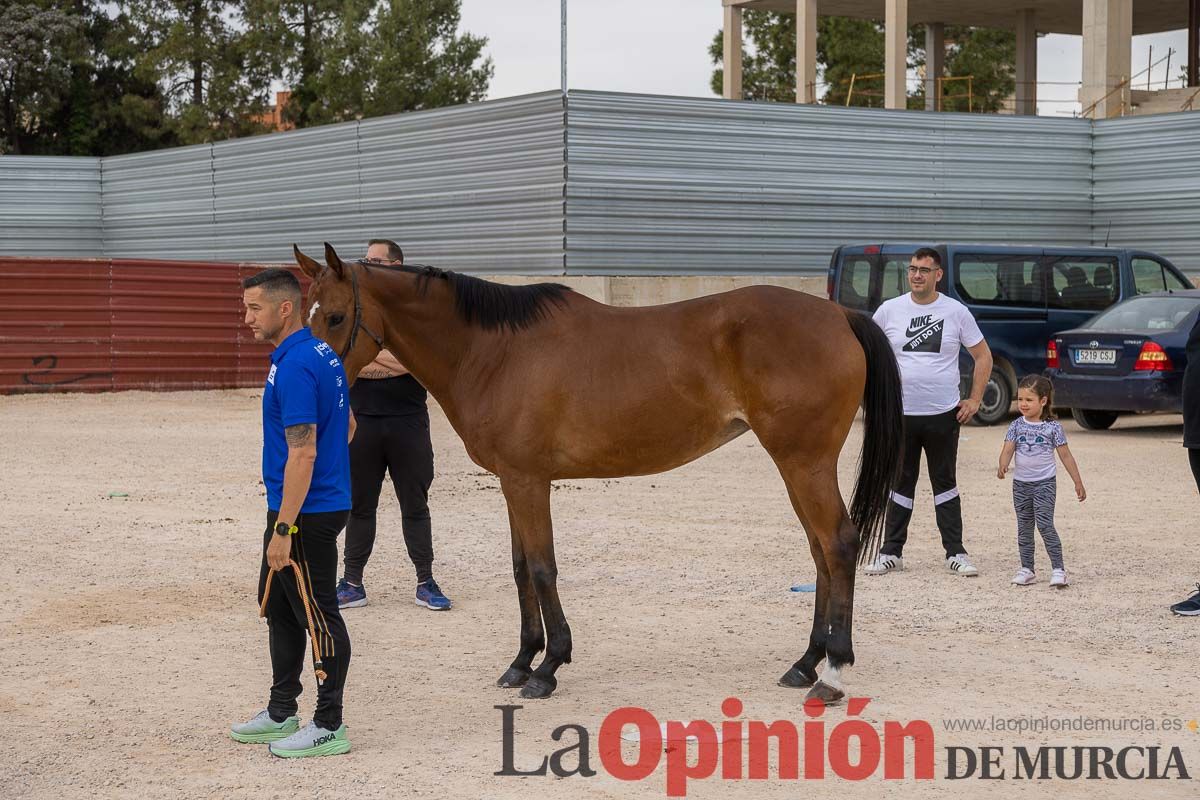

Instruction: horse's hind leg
[778,484,830,689]
[771,458,860,705]
[500,474,572,700]
[497,504,545,688]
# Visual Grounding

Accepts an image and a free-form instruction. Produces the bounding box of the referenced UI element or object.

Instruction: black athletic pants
[259,509,351,731]
[345,413,435,585]
[1190,448,1200,494]
[880,409,967,559]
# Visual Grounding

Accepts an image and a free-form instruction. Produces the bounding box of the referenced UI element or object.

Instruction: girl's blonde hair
[1017,374,1056,421]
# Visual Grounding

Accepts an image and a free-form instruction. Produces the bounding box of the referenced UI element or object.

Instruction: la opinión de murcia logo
[497,697,935,796]
[495,699,1191,796]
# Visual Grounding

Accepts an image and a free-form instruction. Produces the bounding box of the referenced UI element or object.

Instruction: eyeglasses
[907,266,938,276]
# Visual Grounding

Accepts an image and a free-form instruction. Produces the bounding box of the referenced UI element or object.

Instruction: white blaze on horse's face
[307,300,321,325]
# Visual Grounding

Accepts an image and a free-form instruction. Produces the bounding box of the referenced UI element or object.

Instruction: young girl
[996,375,1086,588]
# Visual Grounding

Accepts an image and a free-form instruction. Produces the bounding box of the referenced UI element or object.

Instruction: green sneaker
[230,709,300,744]
[268,721,351,758]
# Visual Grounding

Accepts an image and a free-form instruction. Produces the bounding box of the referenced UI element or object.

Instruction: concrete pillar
[885,0,908,110]
[796,0,818,103]
[1189,0,1199,87]
[1015,9,1037,115]
[925,23,944,111]
[723,4,743,100]
[1081,0,1132,118]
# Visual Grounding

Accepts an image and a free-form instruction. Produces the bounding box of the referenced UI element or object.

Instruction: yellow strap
[259,558,328,683]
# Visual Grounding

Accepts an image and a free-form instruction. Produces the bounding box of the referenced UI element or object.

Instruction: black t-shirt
[349,374,428,417]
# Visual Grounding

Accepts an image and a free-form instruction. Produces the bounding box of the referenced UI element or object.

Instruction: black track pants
[344,413,435,585]
[259,509,351,730]
[880,409,966,559]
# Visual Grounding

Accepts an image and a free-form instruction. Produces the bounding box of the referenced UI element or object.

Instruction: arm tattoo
[285,424,315,448]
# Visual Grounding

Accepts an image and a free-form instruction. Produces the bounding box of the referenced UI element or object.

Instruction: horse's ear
[294,244,323,278]
[323,242,345,280]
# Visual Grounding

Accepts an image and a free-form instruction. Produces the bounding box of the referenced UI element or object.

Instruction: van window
[880,257,911,303]
[1048,257,1119,311]
[838,257,872,310]
[1133,257,1192,295]
[954,256,1045,307]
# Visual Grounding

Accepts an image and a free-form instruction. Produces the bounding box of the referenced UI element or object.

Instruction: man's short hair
[242,268,302,304]
[912,247,942,267]
[368,238,404,263]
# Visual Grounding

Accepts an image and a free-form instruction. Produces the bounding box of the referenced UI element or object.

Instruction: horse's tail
[844,309,903,565]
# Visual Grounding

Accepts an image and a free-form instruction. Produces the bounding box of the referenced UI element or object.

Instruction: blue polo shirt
[261,327,351,513]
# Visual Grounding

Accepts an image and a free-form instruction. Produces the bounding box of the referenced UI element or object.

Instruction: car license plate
[1075,348,1117,366]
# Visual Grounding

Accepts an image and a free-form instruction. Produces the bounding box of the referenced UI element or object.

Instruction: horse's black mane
[367,262,573,333]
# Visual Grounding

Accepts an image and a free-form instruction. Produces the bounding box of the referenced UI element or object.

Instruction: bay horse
[295,243,902,703]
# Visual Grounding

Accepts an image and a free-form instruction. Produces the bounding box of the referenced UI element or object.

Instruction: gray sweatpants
[1012,477,1065,571]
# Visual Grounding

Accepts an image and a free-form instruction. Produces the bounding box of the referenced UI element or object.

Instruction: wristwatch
[274,521,298,537]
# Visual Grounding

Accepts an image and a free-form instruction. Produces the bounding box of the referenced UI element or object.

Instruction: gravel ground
[4,390,1199,799]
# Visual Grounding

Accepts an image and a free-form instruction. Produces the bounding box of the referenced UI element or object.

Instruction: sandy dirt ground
[4,389,1200,799]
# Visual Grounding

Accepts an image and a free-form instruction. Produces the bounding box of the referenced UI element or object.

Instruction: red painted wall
[0,258,307,393]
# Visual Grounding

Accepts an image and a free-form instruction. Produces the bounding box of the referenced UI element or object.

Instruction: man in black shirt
[336,239,452,611]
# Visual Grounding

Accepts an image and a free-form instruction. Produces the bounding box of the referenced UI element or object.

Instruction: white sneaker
[1050,569,1069,588]
[946,554,979,577]
[863,553,903,575]
[1011,567,1036,586]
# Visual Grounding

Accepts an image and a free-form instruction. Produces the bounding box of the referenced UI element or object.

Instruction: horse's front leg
[500,474,571,699]
[497,504,545,688]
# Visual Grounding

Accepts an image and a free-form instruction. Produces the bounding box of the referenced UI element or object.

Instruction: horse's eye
[328,313,345,326]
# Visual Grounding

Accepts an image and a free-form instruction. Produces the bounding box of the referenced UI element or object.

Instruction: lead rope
[259,559,327,683]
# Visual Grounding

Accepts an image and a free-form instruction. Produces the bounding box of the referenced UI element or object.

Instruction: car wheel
[972,369,1012,426]
[1070,408,1119,431]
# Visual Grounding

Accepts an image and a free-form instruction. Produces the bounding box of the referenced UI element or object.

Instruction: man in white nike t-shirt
[865,247,993,577]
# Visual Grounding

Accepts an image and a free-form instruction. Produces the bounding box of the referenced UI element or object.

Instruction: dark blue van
[827,243,1193,424]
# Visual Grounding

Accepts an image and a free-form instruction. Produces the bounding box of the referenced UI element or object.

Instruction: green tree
[123,0,271,144]
[936,26,1016,113]
[710,11,1015,112]
[246,0,492,129]
[48,2,176,156]
[365,0,492,116]
[0,1,83,154]
[707,10,796,102]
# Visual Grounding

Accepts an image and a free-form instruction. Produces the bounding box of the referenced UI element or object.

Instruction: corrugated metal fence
[0,257,296,393]
[0,157,102,256]
[565,91,1093,274]
[100,91,566,272]
[1,91,1198,276]
[1092,113,1200,269]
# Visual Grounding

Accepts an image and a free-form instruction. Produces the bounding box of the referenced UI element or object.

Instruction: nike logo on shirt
[905,318,939,338]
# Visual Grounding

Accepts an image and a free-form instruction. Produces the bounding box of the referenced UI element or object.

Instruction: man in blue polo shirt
[231,267,354,758]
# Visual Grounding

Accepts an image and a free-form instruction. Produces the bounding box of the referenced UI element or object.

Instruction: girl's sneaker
[1011,568,1037,586]
[1050,569,1070,588]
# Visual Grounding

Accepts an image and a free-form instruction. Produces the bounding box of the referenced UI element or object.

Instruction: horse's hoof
[497,667,531,688]
[805,681,845,705]
[519,675,557,699]
[778,665,818,688]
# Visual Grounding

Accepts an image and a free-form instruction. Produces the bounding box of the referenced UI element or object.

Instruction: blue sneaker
[336,577,367,609]
[415,578,452,611]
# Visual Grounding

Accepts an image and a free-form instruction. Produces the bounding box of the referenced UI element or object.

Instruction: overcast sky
[459,0,1191,116]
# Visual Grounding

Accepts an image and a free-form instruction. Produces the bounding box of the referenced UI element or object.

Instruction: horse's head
[294,242,385,383]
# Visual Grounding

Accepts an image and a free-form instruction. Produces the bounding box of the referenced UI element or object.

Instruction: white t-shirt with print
[872,293,985,416]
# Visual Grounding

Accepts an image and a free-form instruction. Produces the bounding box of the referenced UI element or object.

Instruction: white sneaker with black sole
[946,554,979,577]
[863,553,903,575]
